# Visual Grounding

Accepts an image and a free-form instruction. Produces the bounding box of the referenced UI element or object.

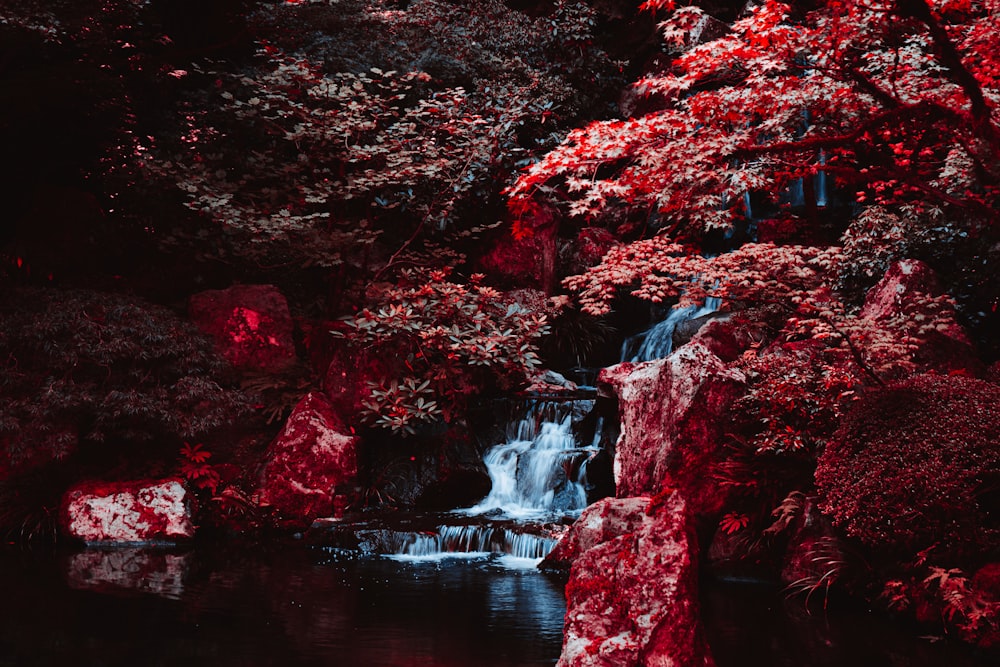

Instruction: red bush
[816,374,1000,559]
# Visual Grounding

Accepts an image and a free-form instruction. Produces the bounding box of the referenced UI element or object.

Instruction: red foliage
[816,374,1000,558]
[512,0,1000,234]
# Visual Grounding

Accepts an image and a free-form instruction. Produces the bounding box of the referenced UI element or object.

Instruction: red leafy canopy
[510,0,1000,231]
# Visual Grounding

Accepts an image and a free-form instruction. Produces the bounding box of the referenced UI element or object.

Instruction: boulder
[860,259,946,321]
[861,259,979,374]
[541,496,650,570]
[189,284,296,371]
[557,493,715,667]
[61,478,194,543]
[256,392,358,522]
[599,340,746,518]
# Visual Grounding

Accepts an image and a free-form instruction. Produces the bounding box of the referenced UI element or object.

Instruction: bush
[815,374,1000,560]
[0,288,252,476]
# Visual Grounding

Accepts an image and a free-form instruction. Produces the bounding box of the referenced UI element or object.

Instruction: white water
[621,297,721,363]
[465,400,592,520]
[387,524,558,565]
[377,399,597,566]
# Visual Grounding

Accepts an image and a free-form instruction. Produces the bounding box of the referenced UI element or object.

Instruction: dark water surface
[0,546,565,667]
[1,546,995,667]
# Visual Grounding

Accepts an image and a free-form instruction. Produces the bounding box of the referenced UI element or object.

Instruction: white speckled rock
[61,478,194,543]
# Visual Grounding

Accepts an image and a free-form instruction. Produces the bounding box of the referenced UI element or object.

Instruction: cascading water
[621,297,721,363]
[313,397,604,566]
[466,399,593,519]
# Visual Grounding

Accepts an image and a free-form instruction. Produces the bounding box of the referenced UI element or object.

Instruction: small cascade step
[309,513,569,562]
[396,524,557,559]
[621,296,721,363]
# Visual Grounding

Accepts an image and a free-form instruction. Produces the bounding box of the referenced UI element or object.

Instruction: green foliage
[0,288,252,473]
[177,442,220,494]
[334,270,554,434]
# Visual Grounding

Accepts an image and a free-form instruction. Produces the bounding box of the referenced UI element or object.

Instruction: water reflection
[0,547,566,667]
[702,580,995,667]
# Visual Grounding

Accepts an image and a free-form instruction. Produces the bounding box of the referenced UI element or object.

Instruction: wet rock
[61,478,194,543]
[599,340,746,518]
[557,492,715,667]
[541,496,650,570]
[189,284,296,371]
[256,392,358,523]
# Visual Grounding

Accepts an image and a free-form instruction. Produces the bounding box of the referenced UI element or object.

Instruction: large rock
[189,284,296,371]
[256,392,358,522]
[541,496,650,570]
[557,493,715,667]
[599,339,745,517]
[861,259,979,374]
[61,478,194,543]
[860,259,946,321]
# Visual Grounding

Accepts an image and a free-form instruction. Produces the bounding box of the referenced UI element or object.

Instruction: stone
[599,340,746,518]
[557,492,715,667]
[189,284,296,371]
[61,478,194,543]
[860,259,945,321]
[861,259,980,374]
[541,496,650,570]
[256,392,358,523]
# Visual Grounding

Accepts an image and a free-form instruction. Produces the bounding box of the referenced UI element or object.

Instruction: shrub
[815,374,1000,559]
[333,270,554,434]
[0,288,252,475]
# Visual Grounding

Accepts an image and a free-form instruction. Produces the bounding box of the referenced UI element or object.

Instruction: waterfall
[466,399,592,519]
[621,297,721,363]
[816,150,828,207]
[394,525,557,560]
[313,397,603,566]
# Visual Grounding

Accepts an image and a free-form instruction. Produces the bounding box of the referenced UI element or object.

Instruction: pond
[0,545,993,667]
[0,546,565,667]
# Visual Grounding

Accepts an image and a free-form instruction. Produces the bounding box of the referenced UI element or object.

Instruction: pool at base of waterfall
[0,544,567,667]
[1,545,994,667]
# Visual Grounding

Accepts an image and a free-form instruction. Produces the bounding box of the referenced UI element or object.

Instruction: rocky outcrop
[599,338,745,518]
[255,392,358,523]
[861,259,980,375]
[61,478,194,543]
[189,284,296,371]
[541,496,649,570]
[556,493,715,667]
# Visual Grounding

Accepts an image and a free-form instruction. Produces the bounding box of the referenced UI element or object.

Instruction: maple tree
[510,0,999,238]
